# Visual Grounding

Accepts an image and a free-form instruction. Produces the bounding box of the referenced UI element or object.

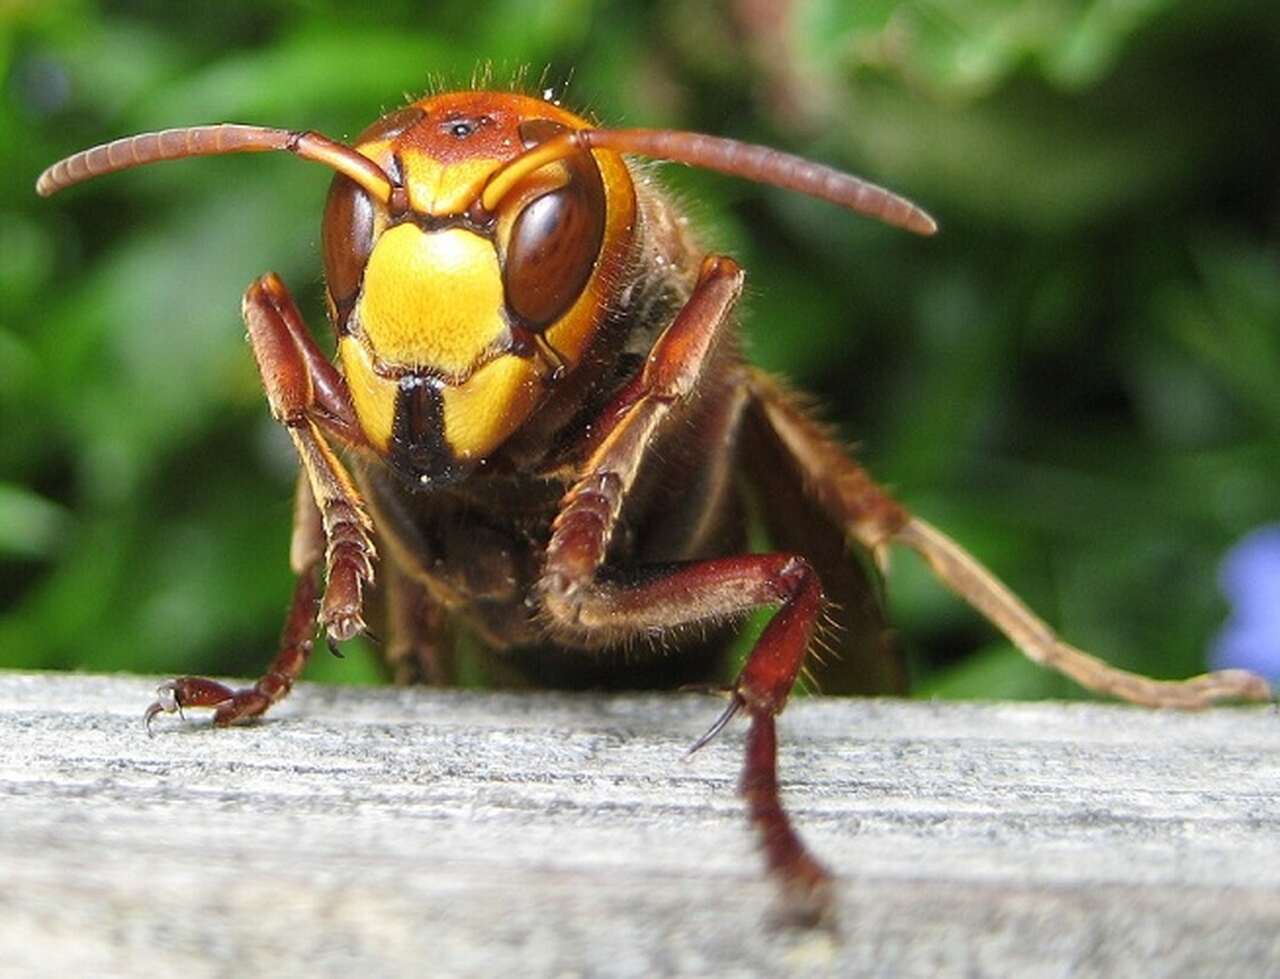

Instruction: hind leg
[745,368,1271,708]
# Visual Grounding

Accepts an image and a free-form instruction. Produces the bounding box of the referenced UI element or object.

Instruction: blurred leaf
[3,0,1279,703]
[0,482,68,558]
[0,210,55,303]
[1155,237,1280,437]
[798,0,1180,99]
[137,27,466,127]
[917,642,1068,699]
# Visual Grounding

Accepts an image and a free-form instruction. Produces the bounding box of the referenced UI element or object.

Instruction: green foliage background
[2,1,1278,696]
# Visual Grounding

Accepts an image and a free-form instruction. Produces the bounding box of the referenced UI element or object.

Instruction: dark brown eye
[503,120,606,329]
[325,107,418,315]
[321,175,375,323]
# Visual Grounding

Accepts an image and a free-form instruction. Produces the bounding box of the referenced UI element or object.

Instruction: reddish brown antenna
[481,127,937,236]
[35,124,396,205]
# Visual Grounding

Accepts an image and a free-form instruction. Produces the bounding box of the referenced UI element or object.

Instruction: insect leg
[146,475,323,730]
[540,256,833,921]
[241,272,376,646]
[382,559,454,685]
[545,553,832,919]
[745,368,1273,708]
[145,274,376,730]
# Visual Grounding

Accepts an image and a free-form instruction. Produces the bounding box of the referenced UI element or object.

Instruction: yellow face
[321,92,636,488]
[357,224,506,377]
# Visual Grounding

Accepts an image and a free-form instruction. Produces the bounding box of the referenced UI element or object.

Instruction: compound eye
[322,176,376,325]
[503,120,606,329]
[326,109,420,316]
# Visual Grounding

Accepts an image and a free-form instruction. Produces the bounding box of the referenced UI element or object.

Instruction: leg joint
[775,555,819,603]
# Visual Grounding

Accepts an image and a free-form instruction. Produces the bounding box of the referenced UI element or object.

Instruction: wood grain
[2,672,1278,977]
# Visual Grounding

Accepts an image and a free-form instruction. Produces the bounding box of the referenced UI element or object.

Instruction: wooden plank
[2,671,1278,977]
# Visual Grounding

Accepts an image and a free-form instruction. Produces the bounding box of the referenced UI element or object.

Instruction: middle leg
[146,475,325,730]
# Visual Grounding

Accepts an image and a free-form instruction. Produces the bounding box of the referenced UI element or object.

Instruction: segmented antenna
[35,124,396,204]
[482,127,937,236]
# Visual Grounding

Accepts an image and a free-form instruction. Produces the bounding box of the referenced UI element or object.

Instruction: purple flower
[1212,525,1280,680]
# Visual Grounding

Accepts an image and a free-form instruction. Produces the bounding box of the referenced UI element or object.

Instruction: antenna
[481,127,937,236]
[36,124,396,205]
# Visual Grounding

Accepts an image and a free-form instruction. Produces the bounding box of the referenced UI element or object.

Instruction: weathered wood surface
[2,671,1278,978]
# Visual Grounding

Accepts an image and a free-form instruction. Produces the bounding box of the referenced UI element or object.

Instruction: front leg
[540,256,833,922]
[147,274,376,728]
[244,273,376,646]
